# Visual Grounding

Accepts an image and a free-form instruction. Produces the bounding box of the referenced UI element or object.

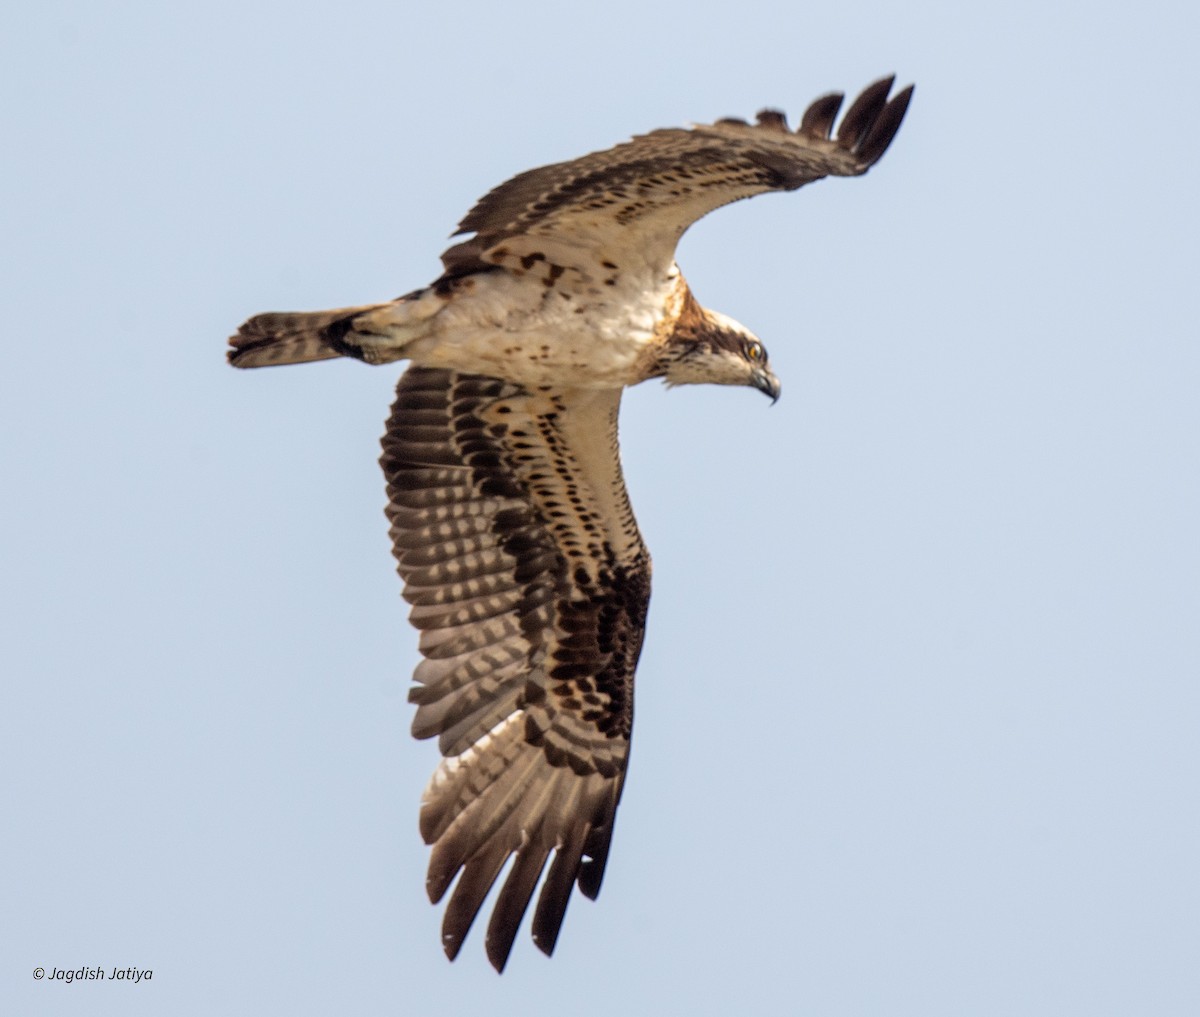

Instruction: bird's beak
[751,368,781,404]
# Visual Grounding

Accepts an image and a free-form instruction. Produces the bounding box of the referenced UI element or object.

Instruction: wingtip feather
[855,83,914,167]
[754,109,790,132]
[798,92,844,139]
[837,75,896,151]
[485,843,551,973]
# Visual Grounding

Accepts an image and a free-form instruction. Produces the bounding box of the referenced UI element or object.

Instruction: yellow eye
[746,341,764,362]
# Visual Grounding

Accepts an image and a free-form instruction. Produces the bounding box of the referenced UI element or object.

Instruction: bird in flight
[229,76,912,971]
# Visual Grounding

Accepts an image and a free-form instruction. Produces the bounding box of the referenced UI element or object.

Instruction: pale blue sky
[3,1,1198,1014]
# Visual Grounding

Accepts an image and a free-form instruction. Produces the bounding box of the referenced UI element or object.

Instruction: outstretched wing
[381,367,650,971]
[441,76,913,277]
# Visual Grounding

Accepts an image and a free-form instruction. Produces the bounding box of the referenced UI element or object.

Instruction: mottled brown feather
[381,367,649,971]
[442,77,913,277]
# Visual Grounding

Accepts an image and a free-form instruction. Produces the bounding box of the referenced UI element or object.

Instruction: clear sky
[3,1,1198,1014]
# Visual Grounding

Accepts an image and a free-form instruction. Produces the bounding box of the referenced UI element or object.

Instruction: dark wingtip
[837,75,896,151]
[530,842,584,958]
[442,931,465,963]
[531,924,561,959]
[424,866,453,905]
[225,319,270,367]
[856,83,914,167]
[485,928,518,974]
[799,92,844,139]
[576,840,611,899]
[755,109,790,132]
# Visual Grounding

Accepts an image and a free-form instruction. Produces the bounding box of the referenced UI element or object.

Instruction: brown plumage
[439,76,911,279]
[382,370,645,967]
[229,78,912,970]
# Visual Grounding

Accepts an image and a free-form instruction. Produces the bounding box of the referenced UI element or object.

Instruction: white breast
[405,263,682,389]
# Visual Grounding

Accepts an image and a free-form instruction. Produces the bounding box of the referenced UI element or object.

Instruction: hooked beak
[751,367,781,404]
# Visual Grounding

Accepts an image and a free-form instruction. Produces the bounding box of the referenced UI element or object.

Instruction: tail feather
[227,303,389,368]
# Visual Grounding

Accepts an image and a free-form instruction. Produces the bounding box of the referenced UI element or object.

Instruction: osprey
[229,77,912,971]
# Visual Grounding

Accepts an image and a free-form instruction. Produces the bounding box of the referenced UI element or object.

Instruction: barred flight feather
[381,368,646,970]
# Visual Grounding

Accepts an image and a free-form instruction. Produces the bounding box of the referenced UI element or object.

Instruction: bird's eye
[746,341,764,362]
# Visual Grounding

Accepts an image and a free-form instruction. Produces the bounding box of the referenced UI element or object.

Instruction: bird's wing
[441,76,912,278]
[381,367,650,971]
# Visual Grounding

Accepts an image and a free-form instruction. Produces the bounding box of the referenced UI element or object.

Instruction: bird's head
[658,301,781,403]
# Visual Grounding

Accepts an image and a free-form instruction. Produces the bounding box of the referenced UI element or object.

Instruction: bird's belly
[408,298,660,389]
[411,331,644,387]
[385,266,684,388]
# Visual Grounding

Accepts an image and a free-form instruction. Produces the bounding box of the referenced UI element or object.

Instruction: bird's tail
[227,303,394,368]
